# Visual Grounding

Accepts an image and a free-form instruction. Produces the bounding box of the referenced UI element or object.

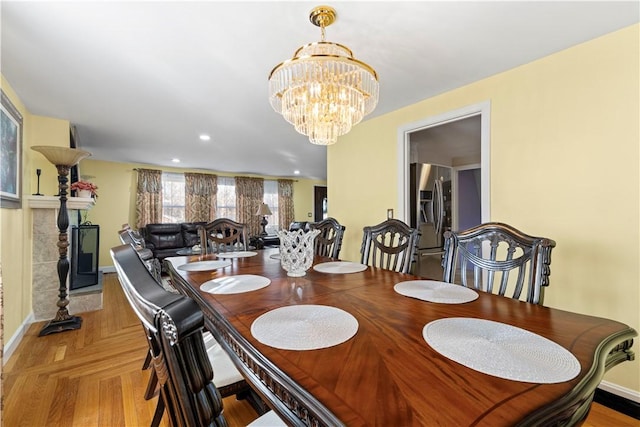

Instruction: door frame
[396,101,491,227]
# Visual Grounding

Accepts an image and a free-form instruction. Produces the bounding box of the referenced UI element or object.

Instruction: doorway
[314,186,327,222]
[397,101,491,278]
[397,101,491,226]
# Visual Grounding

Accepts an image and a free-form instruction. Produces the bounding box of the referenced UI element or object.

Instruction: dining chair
[119,226,163,390]
[118,227,162,283]
[111,244,273,426]
[360,219,420,274]
[441,222,556,305]
[309,217,346,259]
[198,218,248,254]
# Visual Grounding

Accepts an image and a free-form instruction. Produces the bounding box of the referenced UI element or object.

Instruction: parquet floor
[2,273,637,426]
[2,273,257,427]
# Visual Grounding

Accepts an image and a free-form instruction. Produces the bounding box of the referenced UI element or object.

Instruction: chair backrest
[310,217,346,259]
[111,244,225,426]
[119,228,135,245]
[360,219,420,274]
[198,218,248,254]
[441,222,556,305]
[118,228,162,283]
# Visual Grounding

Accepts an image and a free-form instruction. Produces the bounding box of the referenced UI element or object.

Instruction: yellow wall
[329,25,639,393]
[77,159,326,267]
[292,179,326,222]
[1,76,71,341]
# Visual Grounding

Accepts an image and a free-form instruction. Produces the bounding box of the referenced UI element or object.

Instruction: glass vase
[278,229,320,277]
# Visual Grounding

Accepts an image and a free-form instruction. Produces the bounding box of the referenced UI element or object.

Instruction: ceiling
[2,1,637,180]
[410,115,481,167]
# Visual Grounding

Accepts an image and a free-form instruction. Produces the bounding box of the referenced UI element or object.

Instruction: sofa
[140,222,206,263]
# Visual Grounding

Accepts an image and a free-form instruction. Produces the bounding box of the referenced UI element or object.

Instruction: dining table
[164,249,636,427]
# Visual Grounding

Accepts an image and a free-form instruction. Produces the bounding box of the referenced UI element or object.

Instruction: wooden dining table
[165,249,636,427]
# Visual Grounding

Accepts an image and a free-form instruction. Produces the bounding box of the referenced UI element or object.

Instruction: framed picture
[1,90,23,209]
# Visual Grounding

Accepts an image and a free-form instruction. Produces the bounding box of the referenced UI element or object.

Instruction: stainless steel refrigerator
[409,163,452,252]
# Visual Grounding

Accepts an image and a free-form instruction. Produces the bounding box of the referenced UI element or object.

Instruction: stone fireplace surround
[29,195,102,321]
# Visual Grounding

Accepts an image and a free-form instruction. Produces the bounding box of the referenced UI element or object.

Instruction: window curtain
[278,179,294,230]
[135,168,162,228]
[235,176,264,236]
[185,172,217,222]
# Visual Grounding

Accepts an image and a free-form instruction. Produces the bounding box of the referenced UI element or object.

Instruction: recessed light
[294,170,300,175]
[199,134,211,141]
[171,158,181,163]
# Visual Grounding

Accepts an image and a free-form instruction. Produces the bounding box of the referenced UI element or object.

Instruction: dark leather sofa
[289,221,311,232]
[140,222,206,263]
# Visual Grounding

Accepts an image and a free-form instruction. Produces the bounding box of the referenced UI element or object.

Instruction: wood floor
[3,273,637,426]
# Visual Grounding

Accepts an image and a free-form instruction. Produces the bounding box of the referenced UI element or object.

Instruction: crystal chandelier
[268,5,379,145]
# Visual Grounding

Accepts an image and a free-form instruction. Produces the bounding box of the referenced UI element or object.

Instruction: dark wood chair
[118,227,166,396]
[360,219,420,274]
[198,218,248,254]
[111,244,271,426]
[441,222,556,305]
[118,227,162,283]
[310,217,346,259]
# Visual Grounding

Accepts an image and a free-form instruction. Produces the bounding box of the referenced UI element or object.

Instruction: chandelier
[268,5,379,145]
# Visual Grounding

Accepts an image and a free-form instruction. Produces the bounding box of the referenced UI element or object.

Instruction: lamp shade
[256,203,272,216]
[32,146,91,166]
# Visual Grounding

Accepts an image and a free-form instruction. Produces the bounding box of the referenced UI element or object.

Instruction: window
[162,172,185,223]
[160,174,278,228]
[216,176,236,220]
[264,180,279,234]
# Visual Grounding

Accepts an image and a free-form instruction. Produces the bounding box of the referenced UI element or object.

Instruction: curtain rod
[132,168,299,181]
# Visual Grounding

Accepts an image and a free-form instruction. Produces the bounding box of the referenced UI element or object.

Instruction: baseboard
[595,381,640,420]
[3,311,34,365]
[100,265,116,273]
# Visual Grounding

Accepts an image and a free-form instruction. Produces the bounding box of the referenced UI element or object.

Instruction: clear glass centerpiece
[278,229,321,277]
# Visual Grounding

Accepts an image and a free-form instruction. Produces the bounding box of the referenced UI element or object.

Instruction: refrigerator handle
[429,195,436,227]
[434,179,443,236]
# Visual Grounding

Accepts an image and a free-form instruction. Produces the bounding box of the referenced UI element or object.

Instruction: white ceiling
[2,1,637,180]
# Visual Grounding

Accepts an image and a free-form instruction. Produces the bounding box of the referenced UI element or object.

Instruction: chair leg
[142,351,152,370]
[151,395,165,427]
[145,368,159,400]
[238,388,270,416]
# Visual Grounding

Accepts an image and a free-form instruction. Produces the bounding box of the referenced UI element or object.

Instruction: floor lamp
[32,145,91,336]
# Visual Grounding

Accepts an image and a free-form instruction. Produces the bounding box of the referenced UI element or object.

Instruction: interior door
[314,186,327,222]
[453,166,481,231]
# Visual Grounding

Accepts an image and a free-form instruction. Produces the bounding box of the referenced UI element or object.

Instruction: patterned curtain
[185,172,217,222]
[278,179,295,230]
[135,168,162,228]
[235,176,264,236]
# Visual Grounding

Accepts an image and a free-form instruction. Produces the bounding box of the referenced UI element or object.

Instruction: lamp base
[38,315,83,336]
[260,216,268,236]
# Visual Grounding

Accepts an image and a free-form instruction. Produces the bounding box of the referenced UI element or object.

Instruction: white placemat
[216,251,258,259]
[313,261,368,274]
[423,318,581,383]
[269,253,281,260]
[394,280,479,304]
[177,259,232,272]
[200,275,271,294]
[251,305,359,350]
